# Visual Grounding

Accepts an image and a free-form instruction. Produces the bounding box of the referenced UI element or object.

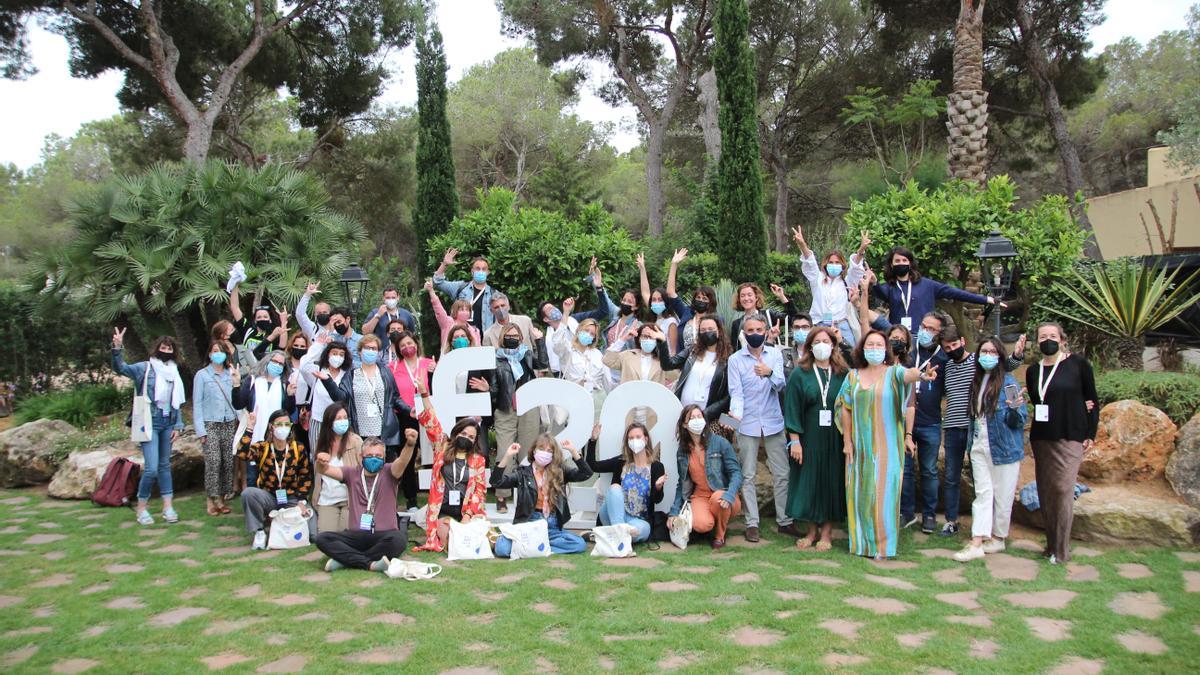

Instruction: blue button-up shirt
[727,345,786,436]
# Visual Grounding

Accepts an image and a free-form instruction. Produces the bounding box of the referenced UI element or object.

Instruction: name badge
[448,490,462,506]
[366,402,381,418]
[901,317,913,330]
[359,513,374,531]
[1035,404,1050,422]
[274,488,288,505]
[819,410,833,427]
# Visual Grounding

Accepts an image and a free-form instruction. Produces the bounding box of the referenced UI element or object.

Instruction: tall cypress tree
[414,23,458,277]
[713,0,766,283]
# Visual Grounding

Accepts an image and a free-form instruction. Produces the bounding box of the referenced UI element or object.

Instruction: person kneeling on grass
[314,433,416,572]
[236,410,314,550]
[668,404,744,549]
[492,435,593,557]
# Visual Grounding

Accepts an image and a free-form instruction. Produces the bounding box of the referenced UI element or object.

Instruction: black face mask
[155,350,173,362]
[892,264,911,278]
[691,298,709,313]
[290,347,308,360]
[453,435,474,451]
[745,333,767,349]
[315,312,331,326]
[889,339,908,355]
[501,336,521,349]
[389,331,403,344]
[619,303,634,316]
[948,346,966,361]
[699,330,719,346]
[333,321,349,335]
[255,319,273,333]
[1039,339,1060,356]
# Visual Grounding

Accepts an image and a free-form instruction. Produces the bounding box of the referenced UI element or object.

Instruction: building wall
[1088,147,1200,258]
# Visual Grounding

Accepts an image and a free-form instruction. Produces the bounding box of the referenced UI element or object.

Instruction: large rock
[1167,411,1200,509]
[0,418,78,487]
[1081,400,1177,482]
[1012,483,1200,548]
[47,433,205,499]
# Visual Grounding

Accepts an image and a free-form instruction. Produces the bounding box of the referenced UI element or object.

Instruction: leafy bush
[15,383,131,428]
[0,280,111,392]
[1094,370,1200,426]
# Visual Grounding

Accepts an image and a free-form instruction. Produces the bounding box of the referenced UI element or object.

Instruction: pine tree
[713,0,766,283]
[414,24,458,277]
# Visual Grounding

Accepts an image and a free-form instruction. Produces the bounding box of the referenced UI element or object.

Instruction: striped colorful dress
[838,364,911,558]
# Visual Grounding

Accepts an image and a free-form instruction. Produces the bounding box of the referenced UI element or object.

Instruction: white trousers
[969,423,1021,539]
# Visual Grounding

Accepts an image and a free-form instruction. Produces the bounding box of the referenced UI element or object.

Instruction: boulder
[0,418,78,487]
[1167,411,1200,509]
[47,432,205,499]
[1012,483,1200,548]
[1080,400,1177,482]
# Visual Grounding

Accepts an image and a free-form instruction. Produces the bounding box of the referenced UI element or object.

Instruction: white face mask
[686,418,707,435]
[812,342,833,361]
[328,354,345,369]
[628,438,646,454]
[272,426,291,441]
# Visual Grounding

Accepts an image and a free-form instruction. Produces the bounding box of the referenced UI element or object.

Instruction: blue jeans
[138,409,177,501]
[598,484,651,543]
[901,424,941,520]
[495,512,586,557]
[941,427,971,522]
[816,318,858,348]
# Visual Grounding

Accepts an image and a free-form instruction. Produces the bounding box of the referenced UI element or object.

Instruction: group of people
[109,231,1099,572]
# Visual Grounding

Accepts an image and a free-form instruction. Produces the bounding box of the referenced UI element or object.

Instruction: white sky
[0,0,1193,169]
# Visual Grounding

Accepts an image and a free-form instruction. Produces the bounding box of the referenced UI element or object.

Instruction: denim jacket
[972,372,1028,465]
[670,432,743,516]
[192,364,237,437]
[111,348,184,431]
[433,274,495,331]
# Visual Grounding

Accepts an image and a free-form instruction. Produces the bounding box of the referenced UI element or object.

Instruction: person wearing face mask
[413,387,491,553]
[311,403,363,533]
[194,339,239,517]
[898,311,951,534]
[726,314,792,541]
[871,245,1000,332]
[783,327,850,551]
[553,318,612,415]
[296,281,335,342]
[489,323,549,513]
[604,288,644,354]
[838,329,938,560]
[1026,322,1098,565]
[635,253,681,356]
[228,279,277,368]
[426,279,482,350]
[386,329,436,510]
[659,315,732,424]
[112,328,187,526]
[321,336,411,470]
[539,261,615,373]
[953,337,1028,562]
[482,292,537,352]
[728,283,784,350]
[783,315,814,378]
[297,338,351,454]
[324,306,363,369]
[232,350,296,447]
[662,248,720,353]
[362,285,417,349]
[669,405,744,548]
[587,422,667,545]
[433,247,499,334]
[315,434,415,572]
[285,330,312,441]
[236,409,314,551]
[603,323,666,385]
[792,225,870,348]
[492,435,593,557]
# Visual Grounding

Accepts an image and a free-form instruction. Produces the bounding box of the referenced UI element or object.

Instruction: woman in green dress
[784,326,849,551]
[838,329,937,559]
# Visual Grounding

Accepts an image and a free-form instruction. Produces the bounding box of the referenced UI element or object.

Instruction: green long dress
[783,365,848,524]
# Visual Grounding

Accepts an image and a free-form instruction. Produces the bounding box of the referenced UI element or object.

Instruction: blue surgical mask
[472,270,488,284]
[362,456,385,474]
[452,336,470,350]
[578,332,594,347]
[979,354,1000,371]
[209,352,227,365]
[650,302,666,315]
[864,348,887,365]
[361,349,379,365]
[332,419,351,435]
[917,329,935,348]
[796,329,810,344]
[825,263,843,277]
[266,362,284,378]
[548,308,563,322]
[640,339,657,353]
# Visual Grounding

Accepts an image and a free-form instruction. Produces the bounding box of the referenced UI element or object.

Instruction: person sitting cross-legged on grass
[314,433,414,572]
[492,435,593,557]
[586,421,666,545]
[236,410,314,551]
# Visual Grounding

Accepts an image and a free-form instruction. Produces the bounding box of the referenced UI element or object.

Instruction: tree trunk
[698,67,722,164]
[772,158,789,253]
[183,122,214,165]
[1015,2,1101,258]
[947,0,989,184]
[645,123,668,236]
[1115,336,1144,371]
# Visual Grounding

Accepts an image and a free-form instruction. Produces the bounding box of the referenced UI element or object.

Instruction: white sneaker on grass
[251,530,267,551]
[324,558,344,572]
[952,544,985,563]
[369,557,390,573]
[136,510,154,526]
[981,538,1006,554]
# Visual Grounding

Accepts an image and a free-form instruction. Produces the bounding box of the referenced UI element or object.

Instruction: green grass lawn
[0,488,1196,673]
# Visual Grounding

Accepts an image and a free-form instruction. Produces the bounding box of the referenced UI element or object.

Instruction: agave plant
[1040,260,1200,370]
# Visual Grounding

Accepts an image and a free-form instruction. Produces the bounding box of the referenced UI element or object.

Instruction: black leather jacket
[491,338,549,413]
[657,342,730,423]
[490,456,592,524]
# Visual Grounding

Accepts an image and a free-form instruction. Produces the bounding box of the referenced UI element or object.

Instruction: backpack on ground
[93,457,141,507]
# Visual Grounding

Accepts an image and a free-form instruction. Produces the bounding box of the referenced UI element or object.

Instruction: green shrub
[15,383,131,428]
[1094,370,1200,426]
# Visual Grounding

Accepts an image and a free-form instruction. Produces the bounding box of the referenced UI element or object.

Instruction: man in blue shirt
[726,313,793,542]
[361,285,417,347]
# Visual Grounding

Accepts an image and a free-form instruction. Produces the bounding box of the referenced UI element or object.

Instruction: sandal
[220,505,232,514]
[206,500,219,517]
[795,538,815,550]
[814,540,833,552]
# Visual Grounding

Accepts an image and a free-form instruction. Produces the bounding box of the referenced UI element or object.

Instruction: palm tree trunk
[1115,336,1144,371]
[947,0,989,184]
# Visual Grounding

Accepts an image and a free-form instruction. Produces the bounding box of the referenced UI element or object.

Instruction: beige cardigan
[602,347,665,385]
[312,432,364,505]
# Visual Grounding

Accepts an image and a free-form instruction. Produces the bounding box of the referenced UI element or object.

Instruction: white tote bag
[130,364,153,443]
[497,519,551,559]
[267,506,311,549]
[386,559,443,581]
[448,517,495,561]
[590,524,635,558]
[669,501,692,550]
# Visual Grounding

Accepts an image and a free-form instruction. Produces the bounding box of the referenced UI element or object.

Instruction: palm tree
[947,0,989,184]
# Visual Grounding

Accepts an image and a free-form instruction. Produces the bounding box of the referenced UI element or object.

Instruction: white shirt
[681,351,718,409]
[800,251,865,323]
[552,328,610,394]
[544,317,579,373]
[297,342,345,425]
[317,456,348,506]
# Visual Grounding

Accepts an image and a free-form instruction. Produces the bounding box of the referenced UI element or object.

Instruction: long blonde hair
[532,433,567,511]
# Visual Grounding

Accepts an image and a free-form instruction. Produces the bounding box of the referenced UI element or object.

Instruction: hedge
[1094,370,1200,426]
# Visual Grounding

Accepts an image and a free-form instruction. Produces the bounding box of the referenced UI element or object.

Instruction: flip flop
[795,538,815,549]
[815,540,833,552]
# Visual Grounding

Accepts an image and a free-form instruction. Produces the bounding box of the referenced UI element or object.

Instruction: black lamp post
[339,263,370,318]
[975,229,1018,338]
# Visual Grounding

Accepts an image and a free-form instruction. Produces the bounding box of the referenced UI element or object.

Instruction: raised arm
[229,283,244,323]
[636,252,652,306]
[790,225,813,258]
[426,279,453,333]
[932,279,992,306]
[391,428,418,480]
[315,451,345,482]
[666,248,686,300]
[296,282,319,340]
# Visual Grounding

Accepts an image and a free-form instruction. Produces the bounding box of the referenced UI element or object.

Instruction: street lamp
[975,229,1018,338]
[339,263,370,318]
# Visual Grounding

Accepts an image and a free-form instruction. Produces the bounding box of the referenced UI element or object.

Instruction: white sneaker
[952,544,985,563]
[324,558,344,572]
[136,510,154,526]
[1048,554,1059,565]
[981,539,1006,554]
[251,530,267,551]
[369,557,390,573]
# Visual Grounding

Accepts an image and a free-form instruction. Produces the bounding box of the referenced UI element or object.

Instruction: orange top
[687,446,712,494]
